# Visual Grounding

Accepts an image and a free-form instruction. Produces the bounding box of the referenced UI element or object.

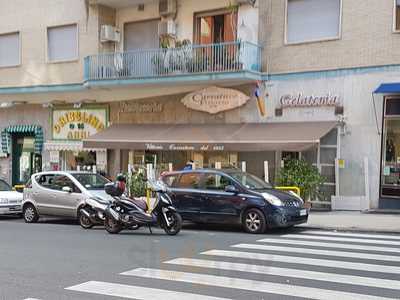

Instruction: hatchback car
[0,179,23,216]
[22,171,112,223]
[161,169,308,233]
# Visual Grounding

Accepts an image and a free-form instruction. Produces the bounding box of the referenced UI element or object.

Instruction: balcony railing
[84,41,262,81]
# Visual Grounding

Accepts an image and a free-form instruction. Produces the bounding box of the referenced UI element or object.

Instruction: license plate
[299,209,307,216]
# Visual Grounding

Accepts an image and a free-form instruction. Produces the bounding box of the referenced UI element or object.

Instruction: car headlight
[289,191,304,204]
[0,198,8,204]
[262,193,283,206]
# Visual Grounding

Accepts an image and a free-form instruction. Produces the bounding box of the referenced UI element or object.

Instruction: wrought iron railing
[84,41,262,81]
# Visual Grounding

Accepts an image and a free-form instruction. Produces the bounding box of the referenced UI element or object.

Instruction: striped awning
[44,140,106,152]
[1,125,43,155]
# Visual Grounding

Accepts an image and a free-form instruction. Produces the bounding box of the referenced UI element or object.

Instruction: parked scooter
[79,197,109,229]
[103,175,182,235]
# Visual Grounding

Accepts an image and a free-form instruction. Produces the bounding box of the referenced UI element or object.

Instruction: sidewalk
[298,211,400,233]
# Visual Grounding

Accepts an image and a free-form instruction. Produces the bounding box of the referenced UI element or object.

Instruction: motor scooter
[103,178,182,235]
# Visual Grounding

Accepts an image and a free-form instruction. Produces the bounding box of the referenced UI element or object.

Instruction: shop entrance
[60,150,97,172]
[381,98,400,200]
[12,135,41,185]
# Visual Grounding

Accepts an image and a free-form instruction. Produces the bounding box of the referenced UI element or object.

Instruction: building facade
[1,0,400,210]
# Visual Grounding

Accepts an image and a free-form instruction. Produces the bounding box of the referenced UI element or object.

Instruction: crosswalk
[65,229,400,299]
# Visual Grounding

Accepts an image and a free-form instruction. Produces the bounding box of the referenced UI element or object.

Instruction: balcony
[84,41,262,84]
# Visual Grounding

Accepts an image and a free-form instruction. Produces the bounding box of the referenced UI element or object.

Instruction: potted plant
[278,158,326,204]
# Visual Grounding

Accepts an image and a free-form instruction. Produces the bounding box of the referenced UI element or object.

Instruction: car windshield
[229,172,272,190]
[0,180,11,191]
[72,173,109,190]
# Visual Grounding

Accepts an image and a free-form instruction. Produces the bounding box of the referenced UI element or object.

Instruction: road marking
[232,243,400,262]
[274,234,400,246]
[201,249,400,274]
[165,257,400,290]
[121,268,393,300]
[302,230,400,240]
[257,238,400,253]
[65,281,229,300]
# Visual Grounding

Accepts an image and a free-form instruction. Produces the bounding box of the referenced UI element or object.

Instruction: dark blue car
[161,169,308,234]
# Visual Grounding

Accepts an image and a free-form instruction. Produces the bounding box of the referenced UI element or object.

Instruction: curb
[296,225,400,235]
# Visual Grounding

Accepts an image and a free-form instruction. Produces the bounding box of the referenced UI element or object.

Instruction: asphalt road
[1,217,400,300]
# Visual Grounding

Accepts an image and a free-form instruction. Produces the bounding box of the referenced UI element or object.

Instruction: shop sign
[52,108,107,140]
[145,143,225,151]
[280,93,340,108]
[182,86,250,114]
[119,101,163,114]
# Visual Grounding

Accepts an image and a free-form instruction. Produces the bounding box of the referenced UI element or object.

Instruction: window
[286,0,341,44]
[47,24,78,62]
[161,174,179,187]
[176,173,202,189]
[203,174,233,191]
[37,174,56,189]
[71,173,109,190]
[52,175,81,193]
[0,179,11,191]
[195,10,237,44]
[0,32,20,67]
[395,0,400,32]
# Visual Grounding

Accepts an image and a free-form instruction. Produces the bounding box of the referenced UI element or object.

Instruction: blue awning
[374,83,400,94]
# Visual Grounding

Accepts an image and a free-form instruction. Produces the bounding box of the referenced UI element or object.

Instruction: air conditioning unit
[100,25,120,43]
[158,20,176,36]
[159,0,177,17]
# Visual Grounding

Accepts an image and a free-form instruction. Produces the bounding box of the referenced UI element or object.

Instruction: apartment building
[0,0,399,210]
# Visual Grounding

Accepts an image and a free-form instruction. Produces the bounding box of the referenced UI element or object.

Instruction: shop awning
[1,125,43,155]
[374,83,400,94]
[44,140,106,152]
[83,122,337,152]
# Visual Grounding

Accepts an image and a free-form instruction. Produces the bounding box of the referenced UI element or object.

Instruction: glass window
[229,172,272,190]
[0,180,11,191]
[176,173,202,189]
[396,0,400,31]
[71,173,109,190]
[47,24,78,62]
[52,175,81,193]
[0,32,20,67]
[195,11,237,44]
[203,174,233,191]
[37,174,56,189]
[162,174,179,187]
[286,0,341,44]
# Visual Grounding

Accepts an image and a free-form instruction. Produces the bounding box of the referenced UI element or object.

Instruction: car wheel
[79,210,94,229]
[23,204,39,223]
[243,208,266,234]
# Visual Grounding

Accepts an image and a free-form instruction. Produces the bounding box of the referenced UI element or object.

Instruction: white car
[0,179,23,216]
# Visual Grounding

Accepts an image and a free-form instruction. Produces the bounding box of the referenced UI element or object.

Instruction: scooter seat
[129,197,148,211]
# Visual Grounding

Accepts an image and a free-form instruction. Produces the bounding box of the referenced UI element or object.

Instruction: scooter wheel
[163,212,182,236]
[79,210,94,229]
[104,216,123,234]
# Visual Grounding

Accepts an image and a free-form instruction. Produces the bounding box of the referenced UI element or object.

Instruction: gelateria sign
[52,108,107,140]
[280,93,340,108]
[182,86,250,114]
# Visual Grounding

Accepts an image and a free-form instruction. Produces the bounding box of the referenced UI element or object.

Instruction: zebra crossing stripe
[201,249,400,274]
[65,281,229,300]
[257,238,400,253]
[275,234,400,246]
[165,257,400,290]
[302,230,400,240]
[232,243,400,262]
[121,268,393,300]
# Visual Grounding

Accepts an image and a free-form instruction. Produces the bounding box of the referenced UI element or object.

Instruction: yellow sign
[338,159,345,169]
[52,108,107,140]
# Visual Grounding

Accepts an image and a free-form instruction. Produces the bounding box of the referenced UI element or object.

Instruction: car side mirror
[225,185,238,194]
[62,186,72,193]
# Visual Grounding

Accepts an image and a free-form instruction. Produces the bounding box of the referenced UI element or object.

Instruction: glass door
[12,136,37,186]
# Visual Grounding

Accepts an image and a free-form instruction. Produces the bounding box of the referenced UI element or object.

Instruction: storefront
[44,106,109,173]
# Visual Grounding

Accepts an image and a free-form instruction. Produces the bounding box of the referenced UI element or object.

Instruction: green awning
[1,125,43,155]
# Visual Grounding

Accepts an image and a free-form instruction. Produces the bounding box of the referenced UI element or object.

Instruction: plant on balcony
[277,158,326,202]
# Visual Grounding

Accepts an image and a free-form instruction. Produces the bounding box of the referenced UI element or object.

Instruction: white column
[215,162,222,169]
[334,158,340,197]
[146,163,154,180]
[241,161,246,172]
[264,160,269,183]
[168,163,173,172]
[364,157,370,211]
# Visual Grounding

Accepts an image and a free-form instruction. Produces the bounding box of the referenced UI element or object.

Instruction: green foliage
[127,172,147,197]
[278,159,325,201]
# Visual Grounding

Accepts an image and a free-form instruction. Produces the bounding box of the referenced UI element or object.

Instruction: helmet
[116,173,126,183]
